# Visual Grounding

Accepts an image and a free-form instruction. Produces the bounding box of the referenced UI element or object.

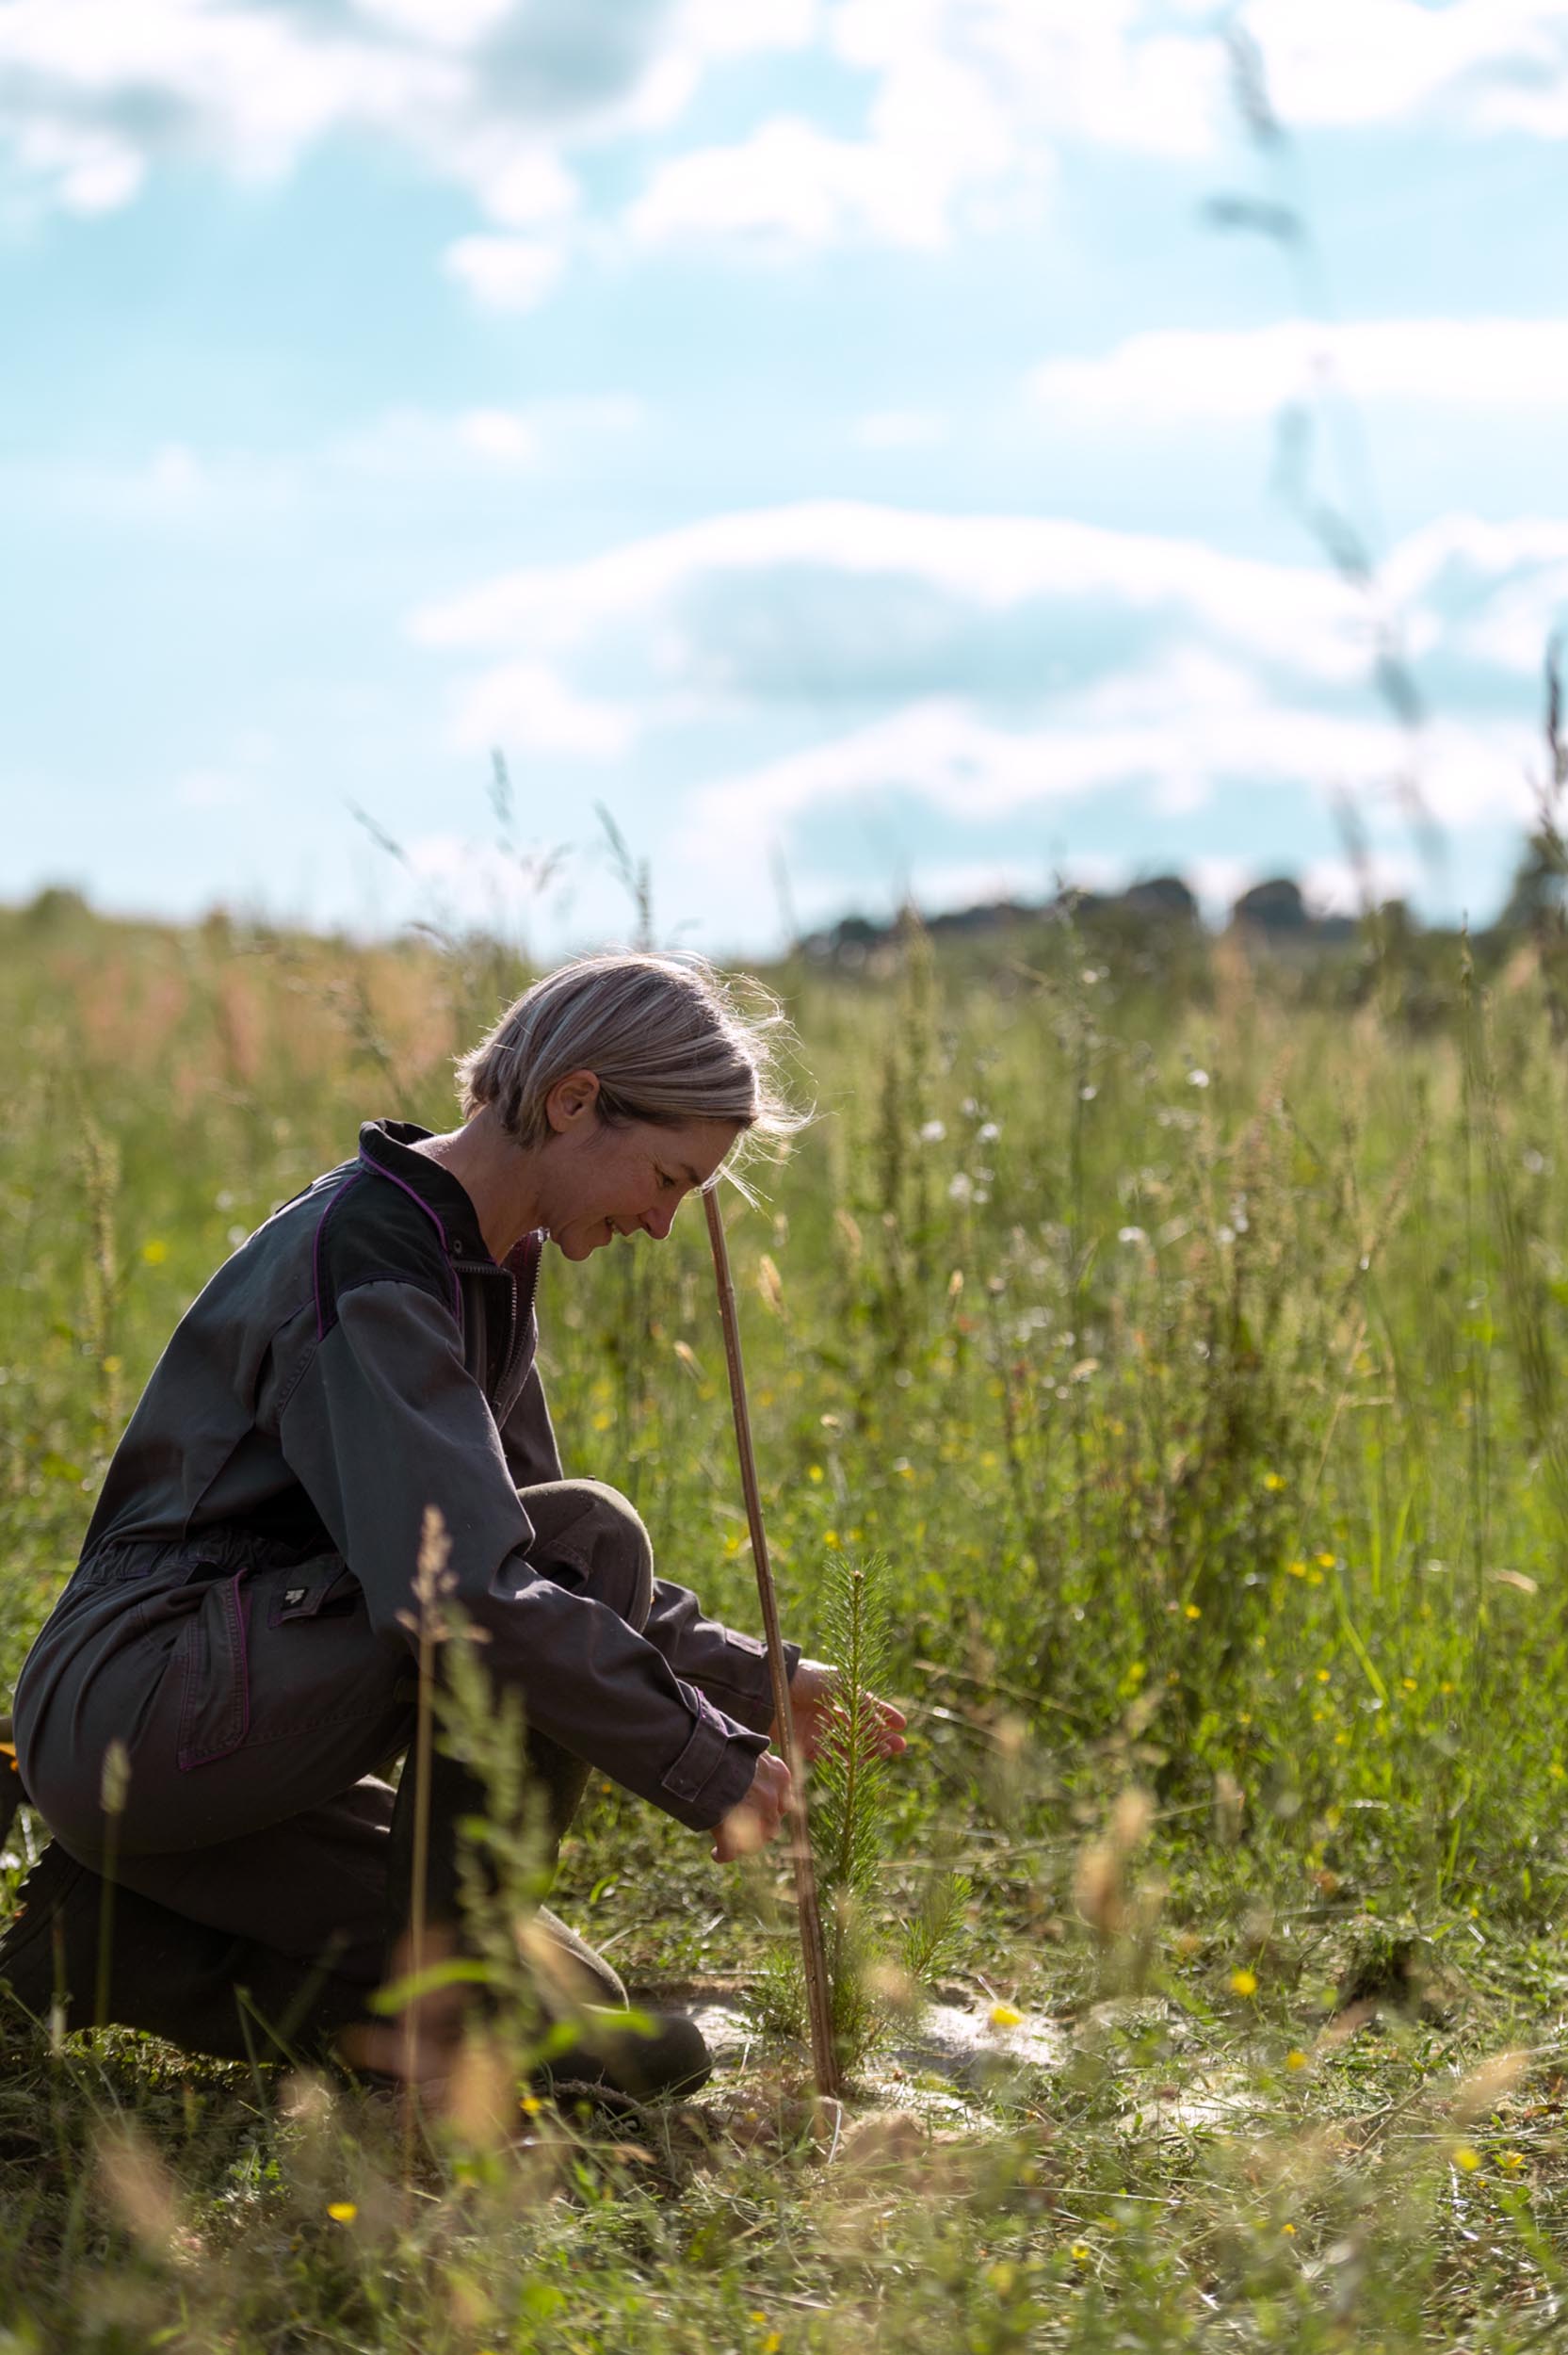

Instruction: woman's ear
[543,1069,602,1136]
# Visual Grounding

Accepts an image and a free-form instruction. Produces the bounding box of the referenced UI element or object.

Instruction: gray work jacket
[66,1120,791,1832]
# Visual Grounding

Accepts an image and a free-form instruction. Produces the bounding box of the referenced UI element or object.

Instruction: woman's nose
[644,1202,677,1242]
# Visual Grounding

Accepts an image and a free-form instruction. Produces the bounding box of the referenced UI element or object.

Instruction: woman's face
[537,1078,742,1260]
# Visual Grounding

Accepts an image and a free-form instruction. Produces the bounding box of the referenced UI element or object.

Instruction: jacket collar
[357,1119,494,1264]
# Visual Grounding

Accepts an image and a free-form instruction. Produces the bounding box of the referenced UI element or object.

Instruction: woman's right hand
[711,1750,791,1861]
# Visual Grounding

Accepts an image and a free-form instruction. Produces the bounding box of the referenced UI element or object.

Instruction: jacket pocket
[174,1570,251,1770]
[267,1556,357,1629]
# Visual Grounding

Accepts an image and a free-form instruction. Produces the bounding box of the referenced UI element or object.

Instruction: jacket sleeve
[640,1582,801,1737]
[277,1281,766,1831]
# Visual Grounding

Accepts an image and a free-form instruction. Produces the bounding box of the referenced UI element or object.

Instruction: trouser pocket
[173,1571,251,1771]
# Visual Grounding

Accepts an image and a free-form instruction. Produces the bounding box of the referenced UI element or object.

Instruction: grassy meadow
[7,888,1568,2348]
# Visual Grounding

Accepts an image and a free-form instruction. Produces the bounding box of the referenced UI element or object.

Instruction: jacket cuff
[692,1628,802,1735]
[657,1687,769,1831]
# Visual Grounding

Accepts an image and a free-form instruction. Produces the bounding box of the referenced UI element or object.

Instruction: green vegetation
[7,892,1568,2347]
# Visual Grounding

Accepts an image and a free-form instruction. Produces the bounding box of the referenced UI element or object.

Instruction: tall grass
[6,895,1568,2346]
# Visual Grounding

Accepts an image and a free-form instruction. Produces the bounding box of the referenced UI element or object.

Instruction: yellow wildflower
[1230,1968,1258,1997]
[990,2003,1024,2029]
[327,2201,357,2223]
[1285,2050,1307,2071]
[1454,2146,1480,2173]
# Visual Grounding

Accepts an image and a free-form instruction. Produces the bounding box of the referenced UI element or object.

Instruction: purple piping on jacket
[357,1150,464,1323]
[312,1171,363,1341]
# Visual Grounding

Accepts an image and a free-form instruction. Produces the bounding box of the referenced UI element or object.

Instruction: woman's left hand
[772,1657,909,1764]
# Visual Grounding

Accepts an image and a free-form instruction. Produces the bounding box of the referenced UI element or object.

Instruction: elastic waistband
[71,1528,329,1591]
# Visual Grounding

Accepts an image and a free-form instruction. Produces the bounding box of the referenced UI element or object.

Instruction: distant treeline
[798,853,1561,970]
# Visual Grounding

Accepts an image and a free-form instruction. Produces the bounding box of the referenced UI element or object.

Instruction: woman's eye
[657,1170,676,1191]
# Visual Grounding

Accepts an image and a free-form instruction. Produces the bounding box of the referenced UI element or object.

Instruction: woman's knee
[524,1478,654,1632]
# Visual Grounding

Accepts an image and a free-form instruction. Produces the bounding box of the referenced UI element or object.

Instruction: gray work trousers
[12,1481,654,2022]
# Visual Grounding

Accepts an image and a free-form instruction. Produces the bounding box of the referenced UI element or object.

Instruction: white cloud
[628,0,1568,265]
[1033,318,1568,422]
[1187,853,1257,916]
[447,658,635,756]
[442,233,565,312]
[1301,850,1423,913]
[622,0,1568,269]
[833,0,1223,159]
[900,853,1052,910]
[411,503,1568,747]
[680,0,821,54]
[1379,513,1568,678]
[474,147,578,231]
[350,0,515,46]
[407,495,1553,906]
[628,115,960,252]
[0,0,818,269]
[1248,0,1568,136]
[1462,578,1568,674]
[1382,511,1568,589]
[673,668,1533,891]
[3,0,1567,292]
[629,3,1055,257]
[411,499,1366,684]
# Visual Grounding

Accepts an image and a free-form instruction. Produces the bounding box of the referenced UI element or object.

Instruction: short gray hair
[457,950,805,1165]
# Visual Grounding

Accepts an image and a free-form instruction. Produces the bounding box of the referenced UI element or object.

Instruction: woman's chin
[557,1225,609,1260]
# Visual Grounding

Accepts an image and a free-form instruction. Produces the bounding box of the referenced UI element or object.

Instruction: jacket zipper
[451,1231,542,1405]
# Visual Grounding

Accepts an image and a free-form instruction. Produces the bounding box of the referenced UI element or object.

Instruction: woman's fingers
[775,1662,911,1760]
[872,1696,909,1755]
[798,1695,909,1760]
[710,1750,792,1861]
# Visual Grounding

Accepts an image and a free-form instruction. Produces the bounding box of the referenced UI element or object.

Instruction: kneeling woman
[2,951,903,2096]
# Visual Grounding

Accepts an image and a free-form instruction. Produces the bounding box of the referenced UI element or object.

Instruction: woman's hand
[711,1750,792,1861]
[772,1657,909,1765]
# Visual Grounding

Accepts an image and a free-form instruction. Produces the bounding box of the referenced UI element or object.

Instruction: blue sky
[3,0,1566,955]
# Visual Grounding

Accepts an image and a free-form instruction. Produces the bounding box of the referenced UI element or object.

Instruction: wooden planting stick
[703,1186,840,2103]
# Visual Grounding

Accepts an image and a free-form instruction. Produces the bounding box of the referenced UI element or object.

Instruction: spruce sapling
[814,1551,894,2073]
